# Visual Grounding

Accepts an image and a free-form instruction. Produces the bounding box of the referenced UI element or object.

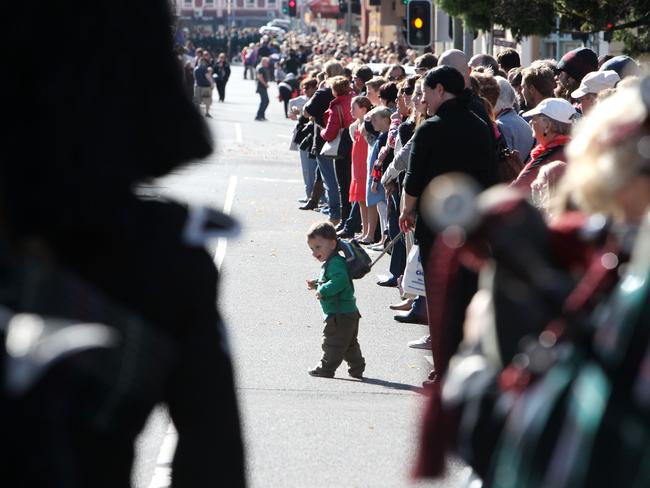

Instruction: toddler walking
[306,222,365,379]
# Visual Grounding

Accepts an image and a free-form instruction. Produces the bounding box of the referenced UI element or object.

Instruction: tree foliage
[495,0,556,39]
[437,0,495,32]
[435,0,650,48]
[618,25,650,58]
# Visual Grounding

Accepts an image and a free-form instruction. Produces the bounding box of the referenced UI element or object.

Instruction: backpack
[337,238,372,280]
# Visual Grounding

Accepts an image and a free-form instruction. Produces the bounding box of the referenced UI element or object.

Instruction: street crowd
[270,31,649,486]
[5,0,650,482]
[168,25,650,483]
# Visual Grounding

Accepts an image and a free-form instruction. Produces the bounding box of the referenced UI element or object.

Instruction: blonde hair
[554,84,649,219]
[323,60,344,78]
[367,105,392,121]
[365,76,387,92]
[329,76,351,96]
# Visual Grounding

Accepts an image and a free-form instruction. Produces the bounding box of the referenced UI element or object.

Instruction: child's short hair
[351,95,373,112]
[307,222,338,241]
[365,76,387,92]
[329,76,351,96]
[367,105,392,121]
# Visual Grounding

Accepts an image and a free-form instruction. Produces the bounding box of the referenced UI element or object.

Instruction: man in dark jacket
[401,66,496,263]
[400,66,497,385]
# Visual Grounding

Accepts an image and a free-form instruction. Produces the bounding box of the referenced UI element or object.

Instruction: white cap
[571,70,620,98]
[522,97,577,124]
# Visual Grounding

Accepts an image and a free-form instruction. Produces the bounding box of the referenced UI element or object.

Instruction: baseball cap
[522,97,577,124]
[557,47,598,82]
[600,55,641,79]
[571,70,620,98]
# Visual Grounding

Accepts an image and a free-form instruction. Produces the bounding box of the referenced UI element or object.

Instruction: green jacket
[317,254,357,317]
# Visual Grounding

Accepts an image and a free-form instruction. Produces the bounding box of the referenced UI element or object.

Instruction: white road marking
[214,174,238,271]
[147,425,177,488]
[244,176,302,184]
[235,123,243,143]
[147,176,237,488]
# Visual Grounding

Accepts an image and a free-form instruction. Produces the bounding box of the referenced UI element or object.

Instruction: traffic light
[407,0,432,48]
[604,22,615,42]
[282,0,288,14]
[288,0,296,17]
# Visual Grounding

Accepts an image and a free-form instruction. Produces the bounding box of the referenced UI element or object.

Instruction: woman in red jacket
[321,76,355,225]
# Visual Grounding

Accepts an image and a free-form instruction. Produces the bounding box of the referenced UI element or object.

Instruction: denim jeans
[256,88,269,119]
[299,149,318,199]
[316,155,341,220]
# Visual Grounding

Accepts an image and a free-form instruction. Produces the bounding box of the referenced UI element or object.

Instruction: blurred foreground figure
[414,78,650,487]
[1,2,245,487]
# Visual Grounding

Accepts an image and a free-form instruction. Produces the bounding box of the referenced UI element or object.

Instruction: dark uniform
[3,1,246,486]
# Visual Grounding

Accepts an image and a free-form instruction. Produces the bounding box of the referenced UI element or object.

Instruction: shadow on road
[335,376,424,394]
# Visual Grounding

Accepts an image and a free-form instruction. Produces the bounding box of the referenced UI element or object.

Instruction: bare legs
[361,204,378,243]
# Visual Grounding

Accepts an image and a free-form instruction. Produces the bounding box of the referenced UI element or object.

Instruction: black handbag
[294,119,311,145]
[299,129,314,152]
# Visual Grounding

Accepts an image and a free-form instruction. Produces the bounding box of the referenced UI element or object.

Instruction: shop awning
[307,0,340,17]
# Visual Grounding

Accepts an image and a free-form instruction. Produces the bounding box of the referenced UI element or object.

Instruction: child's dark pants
[320,311,365,376]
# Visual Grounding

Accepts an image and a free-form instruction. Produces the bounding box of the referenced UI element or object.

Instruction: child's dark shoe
[348,366,365,379]
[308,366,335,378]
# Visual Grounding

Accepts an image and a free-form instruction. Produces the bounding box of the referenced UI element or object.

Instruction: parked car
[268,19,290,30]
[259,25,286,37]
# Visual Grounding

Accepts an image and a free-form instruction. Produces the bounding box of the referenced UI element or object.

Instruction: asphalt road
[133,65,469,488]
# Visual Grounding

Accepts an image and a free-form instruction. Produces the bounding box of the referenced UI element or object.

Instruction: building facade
[173,0,282,29]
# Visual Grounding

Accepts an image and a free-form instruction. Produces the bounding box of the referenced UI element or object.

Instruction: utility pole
[463,22,473,56]
[555,15,561,59]
[487,26,493,57]
[453,17,463,50]
[347,0,352,57]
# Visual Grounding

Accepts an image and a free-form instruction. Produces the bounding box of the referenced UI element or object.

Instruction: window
[184,0,192,5]
[245,0,255,6]
[267,0,277,5]
[205,0,214,4]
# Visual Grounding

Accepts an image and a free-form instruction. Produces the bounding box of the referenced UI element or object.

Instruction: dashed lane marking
[214,174,238,271]
[147,425,177,488]
[235,123,243,143]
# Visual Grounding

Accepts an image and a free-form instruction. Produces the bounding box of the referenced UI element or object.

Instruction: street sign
[494,38,517,48]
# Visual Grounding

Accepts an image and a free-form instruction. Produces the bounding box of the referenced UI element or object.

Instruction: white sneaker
[408,335,431,349]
